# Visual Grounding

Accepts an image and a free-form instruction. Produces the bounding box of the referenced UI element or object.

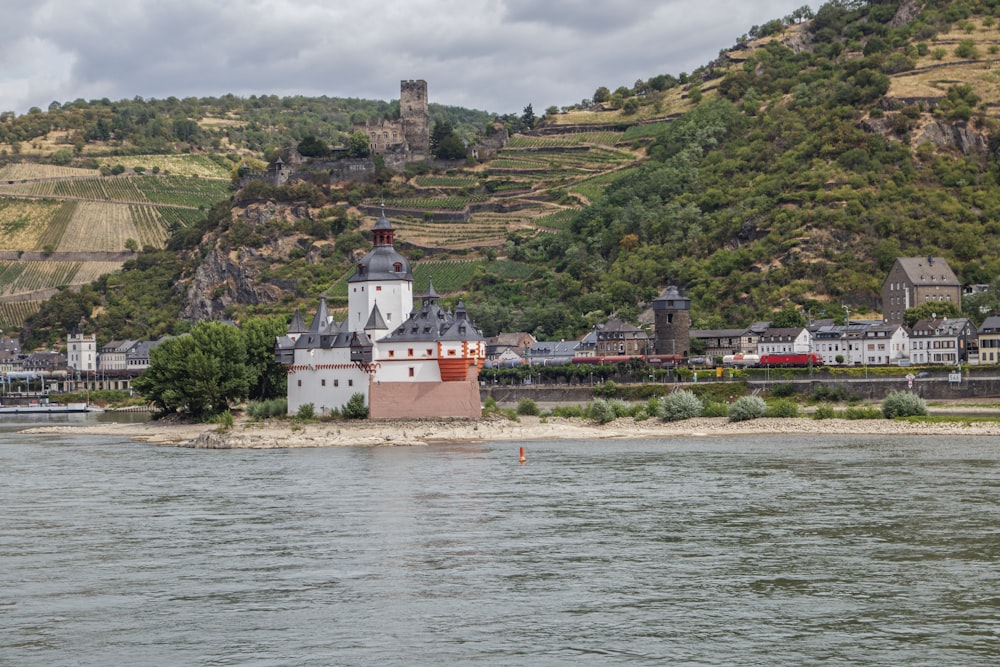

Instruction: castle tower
[652,286,691,357]
[346,210,414,332]
[400,79,430,157]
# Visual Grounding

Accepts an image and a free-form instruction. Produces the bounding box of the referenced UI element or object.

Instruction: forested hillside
[12,0,1000,349]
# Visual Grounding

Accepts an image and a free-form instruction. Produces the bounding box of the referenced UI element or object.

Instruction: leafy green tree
[347,131,370,157]
[771,305,807,328]
[593,86,611,104]
[903,302,962,328]
[297,135,330,157]
[133,321,250,419]
[521,104,536,129]
[241,315,289,400]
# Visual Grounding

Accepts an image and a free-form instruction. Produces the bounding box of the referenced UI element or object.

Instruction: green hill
[11,0,1000,347]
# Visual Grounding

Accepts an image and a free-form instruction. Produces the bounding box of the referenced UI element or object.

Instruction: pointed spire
[309,296,330,334]
[421,278,440,305]
[365,302,388,331]
[287,309,307,334]
[372,206,395,246]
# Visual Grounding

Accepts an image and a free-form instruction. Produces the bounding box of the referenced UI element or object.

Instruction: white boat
[0,402,96,414]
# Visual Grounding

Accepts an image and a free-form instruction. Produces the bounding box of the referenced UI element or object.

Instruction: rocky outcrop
[914,118,991,155]
[179,201,316,321]
[180,247,285,320]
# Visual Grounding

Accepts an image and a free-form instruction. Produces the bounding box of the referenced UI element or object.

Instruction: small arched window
[394,262,402,272]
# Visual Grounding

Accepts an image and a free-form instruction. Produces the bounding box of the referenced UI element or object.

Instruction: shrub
[296,402,315,420]
[549,405,586,418]
[593,380,618,398]
[843,405,882,420]
[813,405,836,420]
[516,398,540,416]
[609,399,632,418]
[765,399,800,418]
[214,410,234,432]
[882,391,927,419]
[771,382,796,398]
[342,392,368,419]
[728,395,767,422]
[657,390,703,422]
[702,401,729,418]
[247,398,288,420]
[588,399,617,424]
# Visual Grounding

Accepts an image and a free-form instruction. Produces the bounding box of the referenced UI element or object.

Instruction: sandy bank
[19,412,1000,448]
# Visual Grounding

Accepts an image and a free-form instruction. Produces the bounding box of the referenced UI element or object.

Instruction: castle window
[321,379,326,387]
[409,367,415,377]
[297,380,302,387]
[334,379,339,387]
[388,350,395,357]
[408,348,414,357]
[376,286,381,292]
[448,349,457,356]
[394,262,402,272]
[426,348,433,356]
[349,379,353,387]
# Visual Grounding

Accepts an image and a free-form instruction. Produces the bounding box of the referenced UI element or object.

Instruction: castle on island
[275,210,486,418]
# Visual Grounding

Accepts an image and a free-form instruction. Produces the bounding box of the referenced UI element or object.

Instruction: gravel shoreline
[19,411,1000,448]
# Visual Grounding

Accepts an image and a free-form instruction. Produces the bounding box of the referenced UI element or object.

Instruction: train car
[571,355,644,366]
[646,354,684,367]
[722,354,760,367]
[758,352,823,367]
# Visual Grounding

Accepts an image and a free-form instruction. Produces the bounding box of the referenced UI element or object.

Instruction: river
[2,416,999,665]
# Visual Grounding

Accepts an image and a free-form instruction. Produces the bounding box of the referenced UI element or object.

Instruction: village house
[976,316,1000,364]
[882,257,961,325]
[908,318,975,365]
[756,327,811,355]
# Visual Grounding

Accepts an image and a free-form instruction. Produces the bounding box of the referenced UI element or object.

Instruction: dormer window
[394,262,402,272]
[357,264,365,275]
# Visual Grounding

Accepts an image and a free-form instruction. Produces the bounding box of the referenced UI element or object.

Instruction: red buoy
[519,446,526,463]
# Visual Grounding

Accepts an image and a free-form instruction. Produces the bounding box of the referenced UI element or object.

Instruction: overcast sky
[2,0,811,116]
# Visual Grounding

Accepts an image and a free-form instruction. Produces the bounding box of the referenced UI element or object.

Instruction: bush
[296,402,315,420]
[247,398,287,420]
[609,399,632,418]
[516,398,540,416]
[588,399,617,424]
[813,405,836,420]
[342,392,368,419]
[728,395,767,422]
[702,401,729,418]
[882,391,927,419]
[765,399,800,418]
[771,383,796,398]
[657,390,703,422]
[549,405,585,418]
[843,405,882,420]
[214,410,234,432]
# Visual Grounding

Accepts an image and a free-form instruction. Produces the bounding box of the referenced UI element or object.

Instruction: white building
[67,333,96,373]
[908,318,974,365]
[277,211,486,419]
[756,327,811,355]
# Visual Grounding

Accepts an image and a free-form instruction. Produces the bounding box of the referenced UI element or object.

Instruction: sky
[2,0,811,117]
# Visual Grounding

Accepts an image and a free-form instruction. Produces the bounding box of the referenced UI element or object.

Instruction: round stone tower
[652,286,691,357]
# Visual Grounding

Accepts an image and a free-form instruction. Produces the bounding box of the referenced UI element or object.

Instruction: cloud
[0,0,809,115]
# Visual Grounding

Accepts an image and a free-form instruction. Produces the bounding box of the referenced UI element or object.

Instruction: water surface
[2,421,999,665]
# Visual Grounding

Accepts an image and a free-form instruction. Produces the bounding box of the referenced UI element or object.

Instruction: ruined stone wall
[400,79,430,157]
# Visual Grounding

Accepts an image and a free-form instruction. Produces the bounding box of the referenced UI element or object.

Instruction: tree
[242,315,289,400]
[297,135,330,157]
[903,302,962,328]
[521,104,536,129]
[347,131,370,157]
[133,321,250,419]
[430,121,455,152]
[593,86,611,104]
[771,305,807,328]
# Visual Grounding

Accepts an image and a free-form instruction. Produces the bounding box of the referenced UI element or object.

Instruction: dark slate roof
[287,309,307,334]
[348,212,413,283]
[309,297,332,334]
[383,299,483,343]
[894,257,960,286]
[365,303,388,330]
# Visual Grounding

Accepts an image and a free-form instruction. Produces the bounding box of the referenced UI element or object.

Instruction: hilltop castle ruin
[353,79,431,169]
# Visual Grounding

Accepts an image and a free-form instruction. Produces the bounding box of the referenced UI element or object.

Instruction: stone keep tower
[652,286,691,357]
[400,79,430,157]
